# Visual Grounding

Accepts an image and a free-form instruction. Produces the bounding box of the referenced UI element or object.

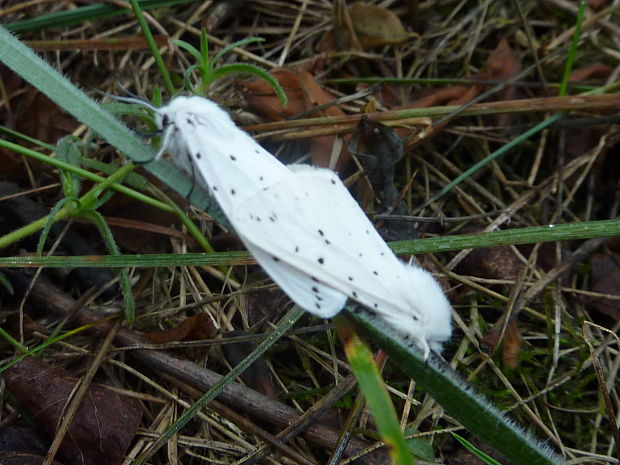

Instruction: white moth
[151,95,452,357]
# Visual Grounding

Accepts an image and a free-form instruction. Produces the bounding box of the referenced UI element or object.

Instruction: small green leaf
[452,433,502,465]
[56,137,83,198]
[173,38,204,63]
[404,427,436,462]
[84,209,135,324]
[212,36,266,64]
[200,29,210,72]
[207,63,288,106]
[337,317,416,465]
[37,197,77,256]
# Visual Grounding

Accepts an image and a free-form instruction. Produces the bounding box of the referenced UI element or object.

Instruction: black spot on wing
[373,271,378,276]
[272,256,280,262]
[230,154,237,161]
[317,257,324,264]
[231,189,236,195]
[195,152,202,159]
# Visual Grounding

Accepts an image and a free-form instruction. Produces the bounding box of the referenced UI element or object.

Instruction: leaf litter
[1,1,620,464]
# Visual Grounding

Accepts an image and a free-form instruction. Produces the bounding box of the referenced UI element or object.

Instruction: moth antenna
[109,95,159,113]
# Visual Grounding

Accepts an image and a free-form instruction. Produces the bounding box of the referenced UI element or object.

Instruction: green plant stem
[558,0,588,97]
[0,327,28,353]
[337,316,415,465]
[0,164,135,249]
[83,209,136,323]
[0,140,169,211]
[1,219,617,268]
[128,0,175,95]
[3,0,197,32]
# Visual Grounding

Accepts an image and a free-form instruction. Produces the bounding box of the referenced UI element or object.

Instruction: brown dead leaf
[0,452,64,465]
[502,321,523,369]
[243,69,308,121]
[588,0,607,10]
[482,38,521,127]
[317,1,411,52]
[5,358,142,465]
[486,38,521,82]
[348,1,411,49]
[408,86,474,108]
[405,39,521,131]
[570,64,614,81]
[455,244,522,280]
[587,253,620,321]
[243,69,350,168]
[144,313,216,343]
[0,427,49,455]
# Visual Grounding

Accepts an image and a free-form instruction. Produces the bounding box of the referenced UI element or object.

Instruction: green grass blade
[129,0,176,95]
[558,0,588,97]
[4,0,198,32]
[452,433,503,465]
[212,37,266,64]
[337,318,416,465]
[1,219,616,268]
[345,311,568,465]
[84,209,135,324]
